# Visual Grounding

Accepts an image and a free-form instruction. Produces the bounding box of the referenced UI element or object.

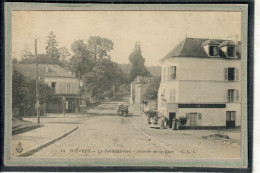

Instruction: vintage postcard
[4,2,249,168]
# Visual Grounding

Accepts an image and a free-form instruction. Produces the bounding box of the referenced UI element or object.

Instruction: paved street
[13,97,241,159]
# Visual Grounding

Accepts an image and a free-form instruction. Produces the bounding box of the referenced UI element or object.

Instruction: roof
[14,64,75,79]
[219,40,236,47]
[160,37,241,62]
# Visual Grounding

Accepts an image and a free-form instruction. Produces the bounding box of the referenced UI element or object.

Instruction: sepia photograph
[4,2,249,168]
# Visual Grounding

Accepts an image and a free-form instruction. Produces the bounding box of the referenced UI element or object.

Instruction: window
[51,82,56,92]
[209,46,219,56]
[170,89,176,102]
[228,68,235,80]
[51,82,56,88]
[227,46,235,57]
[226,111,236,121]
[228,89,235,102]
[169,66,177,80]
[226,111,236,128]
[225,68,239,81]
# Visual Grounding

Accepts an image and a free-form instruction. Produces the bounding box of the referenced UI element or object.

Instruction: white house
[157,37,241,129]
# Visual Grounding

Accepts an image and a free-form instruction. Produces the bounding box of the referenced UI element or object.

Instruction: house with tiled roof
[158,37,241,129]
[15,64,80,113]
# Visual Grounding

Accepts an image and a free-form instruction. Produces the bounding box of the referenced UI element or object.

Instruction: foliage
[21,50,34,60]
[59,47,71,61]
[129,42,150,81]
[45,31,60,64]
[82,71,104,97]
[12,69,54,117]
[143,76,161,101]
[87,36,114,62]
[119,84,130,94]
[82,58,128,99]
[69,40,95,78]
[144,110,158,119]
[178,117,188,128]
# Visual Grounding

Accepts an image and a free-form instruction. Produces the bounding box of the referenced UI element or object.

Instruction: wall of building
[157,57,242,127]
[177,103,241,127]
[44,77,79,94]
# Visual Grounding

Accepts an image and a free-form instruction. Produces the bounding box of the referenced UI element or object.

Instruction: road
[30,100,176,158]
[29,97,241,159]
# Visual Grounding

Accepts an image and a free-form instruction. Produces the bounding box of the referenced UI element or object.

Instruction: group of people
[159,116,179,130]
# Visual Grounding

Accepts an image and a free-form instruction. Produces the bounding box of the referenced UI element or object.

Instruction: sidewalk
[12,117,78,157]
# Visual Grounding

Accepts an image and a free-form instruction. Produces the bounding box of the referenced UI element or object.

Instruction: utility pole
[35,39,40,124]
[78,71,81,112]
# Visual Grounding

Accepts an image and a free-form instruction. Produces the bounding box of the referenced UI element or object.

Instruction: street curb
[19,126,79,157]
[12,124,43,136]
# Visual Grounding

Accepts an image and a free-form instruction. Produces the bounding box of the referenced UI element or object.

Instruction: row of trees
[15,31,159,104]
[16,32,129,99]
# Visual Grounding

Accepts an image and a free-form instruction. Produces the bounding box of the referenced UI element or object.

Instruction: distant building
[15,64,80,113]
[130,76,154,111]
[158,38,241,129]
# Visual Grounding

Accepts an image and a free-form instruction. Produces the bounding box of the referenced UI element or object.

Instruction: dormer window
[209,46,219,56]
[201,39,220,57]
[219,40,237,58]
[227,46,235,57]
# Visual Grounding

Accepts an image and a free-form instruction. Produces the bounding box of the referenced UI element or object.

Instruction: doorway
[226,111,236,128]
[190,113,197,126]
[169,112,176,128]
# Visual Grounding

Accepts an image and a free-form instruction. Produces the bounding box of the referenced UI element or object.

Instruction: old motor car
[117,104,129,116]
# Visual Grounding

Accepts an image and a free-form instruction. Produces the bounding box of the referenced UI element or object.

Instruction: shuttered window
[225,68,239,81]
[186,113,189,119]
[228,89,235,102]
[169,66,176,80]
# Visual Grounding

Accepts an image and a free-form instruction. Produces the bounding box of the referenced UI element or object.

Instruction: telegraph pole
[35,39,40,124]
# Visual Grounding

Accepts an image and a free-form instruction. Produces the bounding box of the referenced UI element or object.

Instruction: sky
[12,10,241,66]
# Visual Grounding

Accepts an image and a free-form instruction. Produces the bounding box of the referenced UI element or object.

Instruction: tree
[143,76,161,108]
[45,31,60,64]
[82,71,104,98]
[21,50,34,60]
[129,42,150,81]
[69,40,94,78]
[87,36,114,62]
[59,47,71,61]
[58,47,71,70]
[12,68,54,117]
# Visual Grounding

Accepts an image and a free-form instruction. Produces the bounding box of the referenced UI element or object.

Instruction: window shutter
[235,68,239,80]
[168,67,170,80]
[174,66,177,79]
[225,68,228,80]
[186,113,189,119]
[236,90,239,102]
[198,113,202,119]
[227,90,230,102]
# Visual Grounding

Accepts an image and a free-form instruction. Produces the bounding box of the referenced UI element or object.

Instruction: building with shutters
[15,64,80,113]
[157,37,241,129]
